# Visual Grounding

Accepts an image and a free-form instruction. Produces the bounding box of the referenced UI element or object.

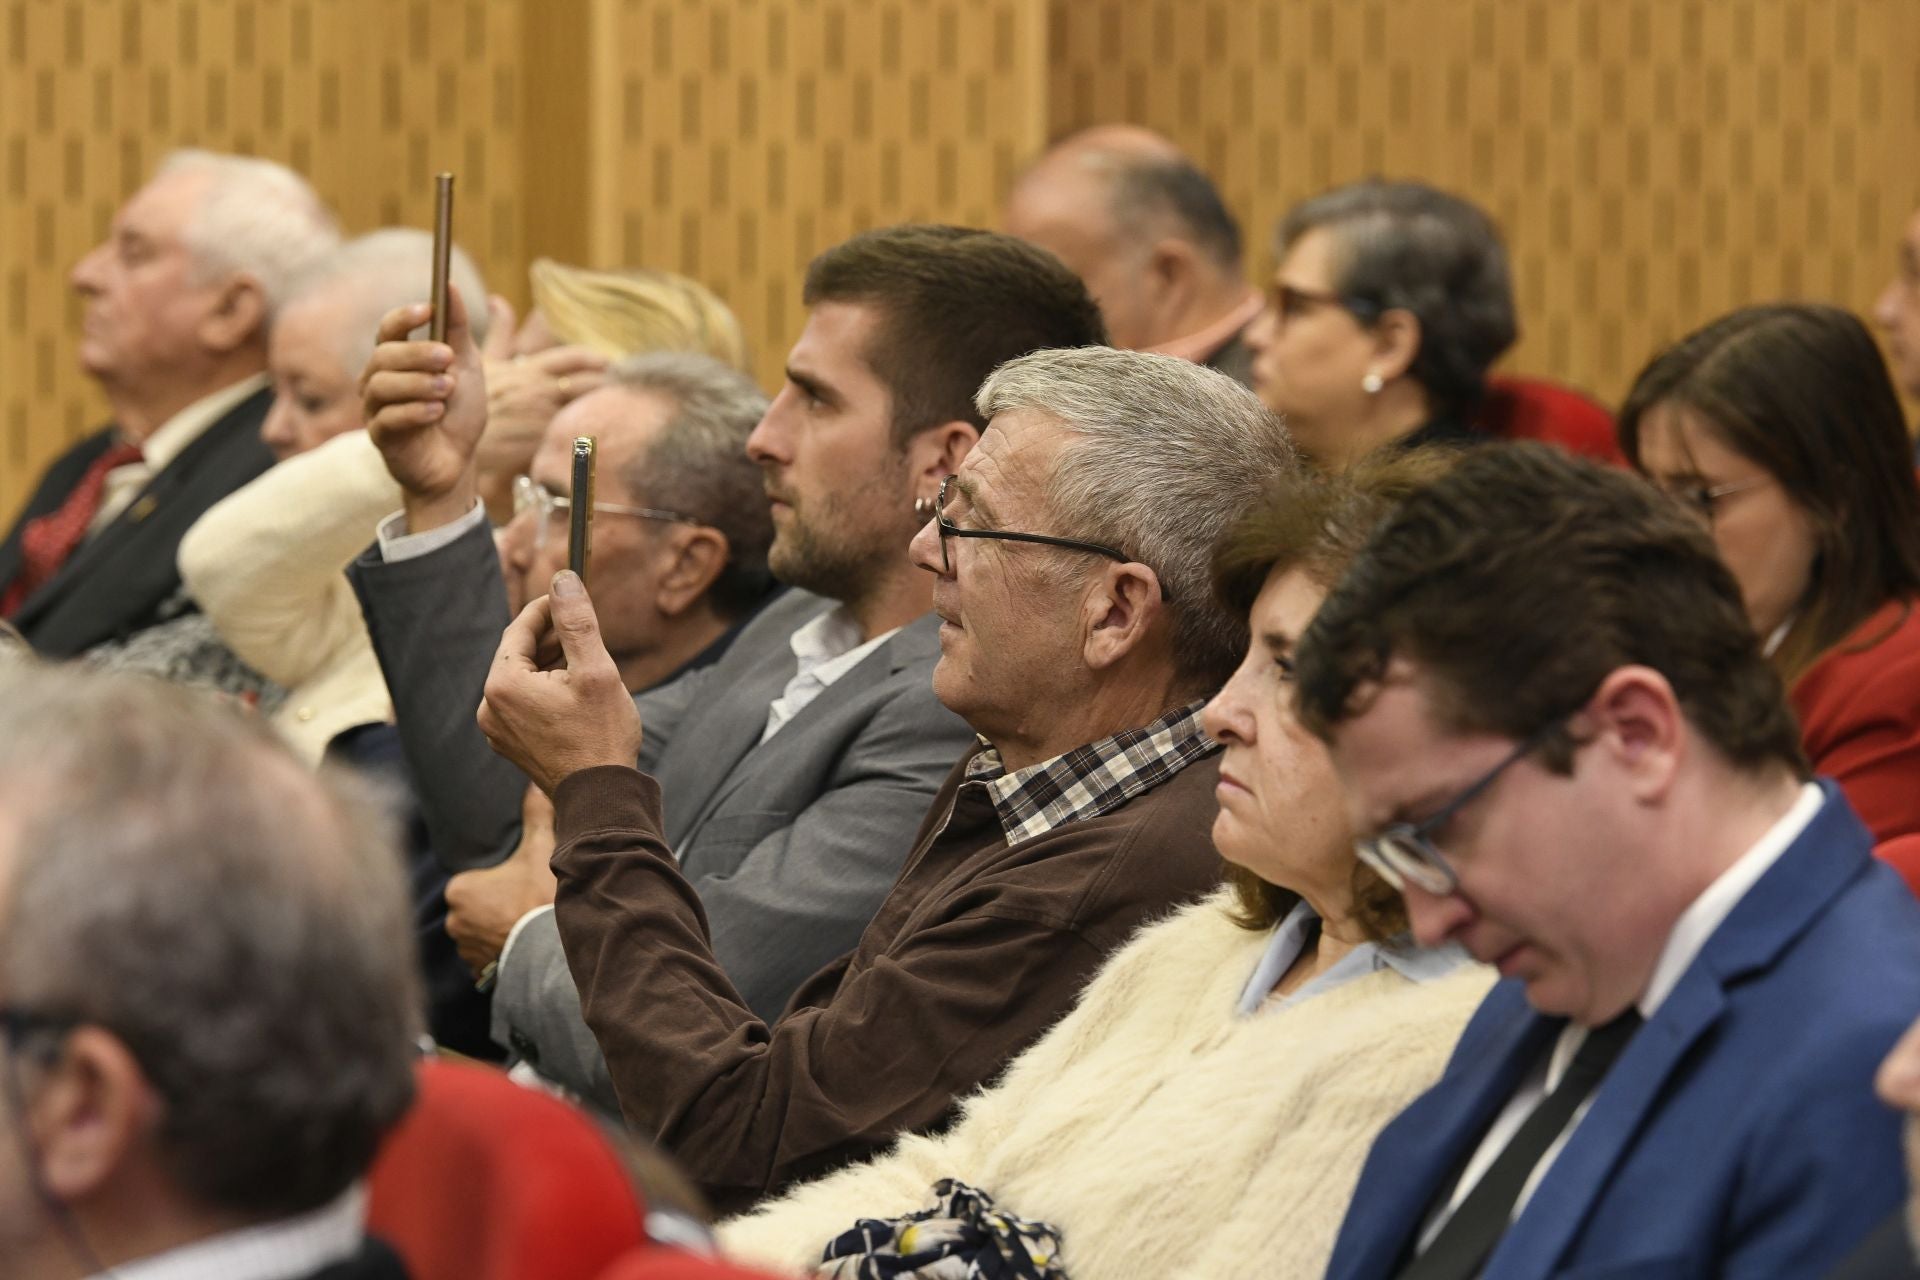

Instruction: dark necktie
[1396,1009,1645,1280]
[0,441,144,618]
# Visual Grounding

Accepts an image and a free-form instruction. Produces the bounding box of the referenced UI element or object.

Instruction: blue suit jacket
[1325,781,1920,1280]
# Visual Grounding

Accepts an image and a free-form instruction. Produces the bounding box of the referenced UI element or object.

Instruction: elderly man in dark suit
[347,226,1108,1108]
[0,150,338,657]
[0,668,419,1279]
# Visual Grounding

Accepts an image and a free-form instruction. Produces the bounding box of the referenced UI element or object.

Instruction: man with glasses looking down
[472,345,1287,1209]
[1297,443,1920,1280]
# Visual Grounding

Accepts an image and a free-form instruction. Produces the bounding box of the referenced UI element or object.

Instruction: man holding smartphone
[350,227,1106,1109]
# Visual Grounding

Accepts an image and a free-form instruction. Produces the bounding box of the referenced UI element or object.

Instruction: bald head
[1004,125,1247,351]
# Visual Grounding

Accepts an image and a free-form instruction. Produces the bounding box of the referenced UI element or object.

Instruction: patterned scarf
[818,1179,1068,1279]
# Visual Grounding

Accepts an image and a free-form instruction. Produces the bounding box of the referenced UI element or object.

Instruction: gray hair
[977,347,1298,686]
[285,228,491,382]
[607,352,775,616]
[157,149,342,318]
[0,669,419,1219]
[1278,180,1517,419]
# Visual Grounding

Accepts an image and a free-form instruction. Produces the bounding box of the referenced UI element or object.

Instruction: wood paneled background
[4,0,1915,518]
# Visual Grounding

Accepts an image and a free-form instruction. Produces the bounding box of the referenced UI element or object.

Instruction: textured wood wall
[5,0,1916,519]
[1050,0,1920,408]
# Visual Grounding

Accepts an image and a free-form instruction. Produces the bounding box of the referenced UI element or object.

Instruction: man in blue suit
[1294,443,1920,1280]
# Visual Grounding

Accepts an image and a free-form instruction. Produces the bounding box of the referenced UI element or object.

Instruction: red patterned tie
[1,441,144,618]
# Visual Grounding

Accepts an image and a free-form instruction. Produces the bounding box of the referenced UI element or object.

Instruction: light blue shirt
[1235,899,1470,1016]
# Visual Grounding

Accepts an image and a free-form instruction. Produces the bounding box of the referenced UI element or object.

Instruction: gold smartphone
[429,172,454,342]
[569,436,597,582]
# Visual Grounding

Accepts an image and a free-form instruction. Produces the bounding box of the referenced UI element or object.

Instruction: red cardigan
[1791,598,1920,894]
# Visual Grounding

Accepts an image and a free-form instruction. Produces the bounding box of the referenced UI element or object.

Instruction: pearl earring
[913,495,936,520]
[1361,371,1384,395]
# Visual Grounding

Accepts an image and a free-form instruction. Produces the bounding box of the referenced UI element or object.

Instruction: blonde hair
[529,259,748,369]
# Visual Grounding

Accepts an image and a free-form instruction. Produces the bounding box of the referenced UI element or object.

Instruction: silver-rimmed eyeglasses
[511,475,698,551]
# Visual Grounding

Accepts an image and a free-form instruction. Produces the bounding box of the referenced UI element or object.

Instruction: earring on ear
[1361,371,1385,395]
[913,495,936,520]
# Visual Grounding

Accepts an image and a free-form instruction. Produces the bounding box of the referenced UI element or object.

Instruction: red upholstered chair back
[1479,375,1623,465]
[596,1247,797,1279]
[367,1060,649,1280]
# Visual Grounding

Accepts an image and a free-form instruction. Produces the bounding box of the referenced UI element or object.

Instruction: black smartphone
[569,436,596,582]
[429,172,454,342]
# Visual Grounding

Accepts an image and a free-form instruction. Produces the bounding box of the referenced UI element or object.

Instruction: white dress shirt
[1417,781,1824,1248]
[91,373,270,535]
[758,605,897,743]
[90,1182,366,1280]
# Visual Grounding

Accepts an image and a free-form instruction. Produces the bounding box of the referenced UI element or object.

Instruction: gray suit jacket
[349,518,973,1109]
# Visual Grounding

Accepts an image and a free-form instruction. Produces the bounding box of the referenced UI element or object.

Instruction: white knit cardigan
[720,886,1494,1279]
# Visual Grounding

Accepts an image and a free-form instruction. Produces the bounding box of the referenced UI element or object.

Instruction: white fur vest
[720,887,1493,1279]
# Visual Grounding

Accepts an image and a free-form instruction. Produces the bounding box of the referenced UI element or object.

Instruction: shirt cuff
[375,500,487,562]
[498,902,556,973]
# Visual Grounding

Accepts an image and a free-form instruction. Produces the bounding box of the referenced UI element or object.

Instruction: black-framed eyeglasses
[930,475,1168,601]
[1354,721,1563,896]
[1269,282,1383,327]
[511,476,699,551]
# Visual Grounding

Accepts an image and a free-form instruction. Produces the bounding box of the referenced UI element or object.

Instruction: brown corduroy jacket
[549,747,1224,1212]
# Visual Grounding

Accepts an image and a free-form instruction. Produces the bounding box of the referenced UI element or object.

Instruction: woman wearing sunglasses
[1619,303,1920,889]
[717,453,1491,1280]
[1244,180,1519,471]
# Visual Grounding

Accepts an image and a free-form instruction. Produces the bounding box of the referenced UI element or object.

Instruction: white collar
[136,373,270,473]
[1637,781,1823,1017]
[89,1182,366,1280]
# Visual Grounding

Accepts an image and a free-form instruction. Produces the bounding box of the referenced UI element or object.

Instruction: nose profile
[1402,882,1474,949]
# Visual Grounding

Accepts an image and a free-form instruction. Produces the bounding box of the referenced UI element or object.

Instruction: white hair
[283,228,490,381]
[158,149,341,318]
[976,347,1299,685]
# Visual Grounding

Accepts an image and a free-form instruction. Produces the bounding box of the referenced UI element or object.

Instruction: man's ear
[654,526,730,617]
[1582,664,1684,803]
[1145,237,1201,305]
[1081,562,1166,672]
[32,1027,157,1203]
[903,421,978,507]
[197,275,268,354]
[1369,308,1424,383]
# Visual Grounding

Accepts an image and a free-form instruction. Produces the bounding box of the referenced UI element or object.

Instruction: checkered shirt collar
[964,700,1218,846]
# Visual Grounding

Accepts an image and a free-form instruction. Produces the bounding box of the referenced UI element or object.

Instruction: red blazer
[1791,598,1920,893]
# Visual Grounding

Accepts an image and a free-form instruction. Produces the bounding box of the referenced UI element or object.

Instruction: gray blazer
[349,518,974,1108]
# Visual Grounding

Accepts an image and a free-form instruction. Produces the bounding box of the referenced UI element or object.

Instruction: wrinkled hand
[478,570,644,794]
[477,297,609,484]
[359,284,488,514]
[444,785,558,975]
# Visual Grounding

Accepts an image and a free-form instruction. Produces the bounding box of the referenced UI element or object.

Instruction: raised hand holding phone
[569,436,596,583]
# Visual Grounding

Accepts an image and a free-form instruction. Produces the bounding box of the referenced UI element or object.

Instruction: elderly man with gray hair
[476,345,1292,1209]
[0,668,419,1278]
[0,149,340,657]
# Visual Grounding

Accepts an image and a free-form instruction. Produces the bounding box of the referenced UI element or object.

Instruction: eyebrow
[784,366,841,411]
[951,475,1000,527]
[1257,628,1295,653]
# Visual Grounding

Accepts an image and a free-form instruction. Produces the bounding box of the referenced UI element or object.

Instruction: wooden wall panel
[6,0,1913,521]
[585,0,1048,389]
[1048,0,1920,410]
[0,0,529,519]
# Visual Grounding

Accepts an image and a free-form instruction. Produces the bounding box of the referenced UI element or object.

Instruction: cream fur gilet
[720,887,1493,1279]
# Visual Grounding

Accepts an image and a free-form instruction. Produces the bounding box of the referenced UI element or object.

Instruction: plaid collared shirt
[962,700,1219,846]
